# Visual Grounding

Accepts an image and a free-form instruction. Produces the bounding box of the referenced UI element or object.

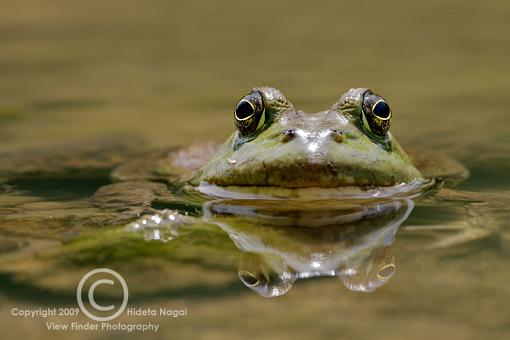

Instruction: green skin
[193,87,423,188]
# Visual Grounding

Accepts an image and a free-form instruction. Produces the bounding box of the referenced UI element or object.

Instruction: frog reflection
[203,198,413,297]
[237,246,395,297]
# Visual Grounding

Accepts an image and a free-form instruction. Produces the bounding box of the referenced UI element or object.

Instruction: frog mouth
[198,156,425,189]
[195,179,435,201]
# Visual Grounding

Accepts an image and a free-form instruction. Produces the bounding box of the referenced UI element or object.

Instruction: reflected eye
[239,270,261,287]
[234,91,265,135]
[361,92,392,136]
[377,263,396,280]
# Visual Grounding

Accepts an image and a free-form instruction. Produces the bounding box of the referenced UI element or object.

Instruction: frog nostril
[330,129,345,143]
[281,129,297,143]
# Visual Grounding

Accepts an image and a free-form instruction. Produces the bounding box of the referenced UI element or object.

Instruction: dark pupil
[235,101,254,119]
[373,101,390,119]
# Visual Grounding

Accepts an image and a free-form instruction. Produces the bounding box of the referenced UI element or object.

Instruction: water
[0,1,509,339]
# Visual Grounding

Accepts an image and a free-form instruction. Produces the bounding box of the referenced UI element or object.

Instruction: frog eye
[361,92,392,136]
[234,91,266,136]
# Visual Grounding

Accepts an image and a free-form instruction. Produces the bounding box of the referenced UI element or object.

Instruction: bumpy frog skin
[193,87,423,188]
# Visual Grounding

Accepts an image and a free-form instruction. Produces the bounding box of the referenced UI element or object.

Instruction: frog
[102,87,467,204]
[110,87,465,192]
[1,87,502,298]
[193,87,423,188]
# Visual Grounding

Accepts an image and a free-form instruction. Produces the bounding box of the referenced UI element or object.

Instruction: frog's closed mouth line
[195,179,435,200]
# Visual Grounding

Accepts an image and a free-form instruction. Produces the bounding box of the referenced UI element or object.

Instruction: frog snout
[280,128,346,144]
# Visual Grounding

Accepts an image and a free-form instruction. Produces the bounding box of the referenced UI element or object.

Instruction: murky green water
[0,1,509,339]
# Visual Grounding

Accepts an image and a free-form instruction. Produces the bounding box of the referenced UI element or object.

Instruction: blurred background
[1,1,509,159]
[0,0,509,339]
